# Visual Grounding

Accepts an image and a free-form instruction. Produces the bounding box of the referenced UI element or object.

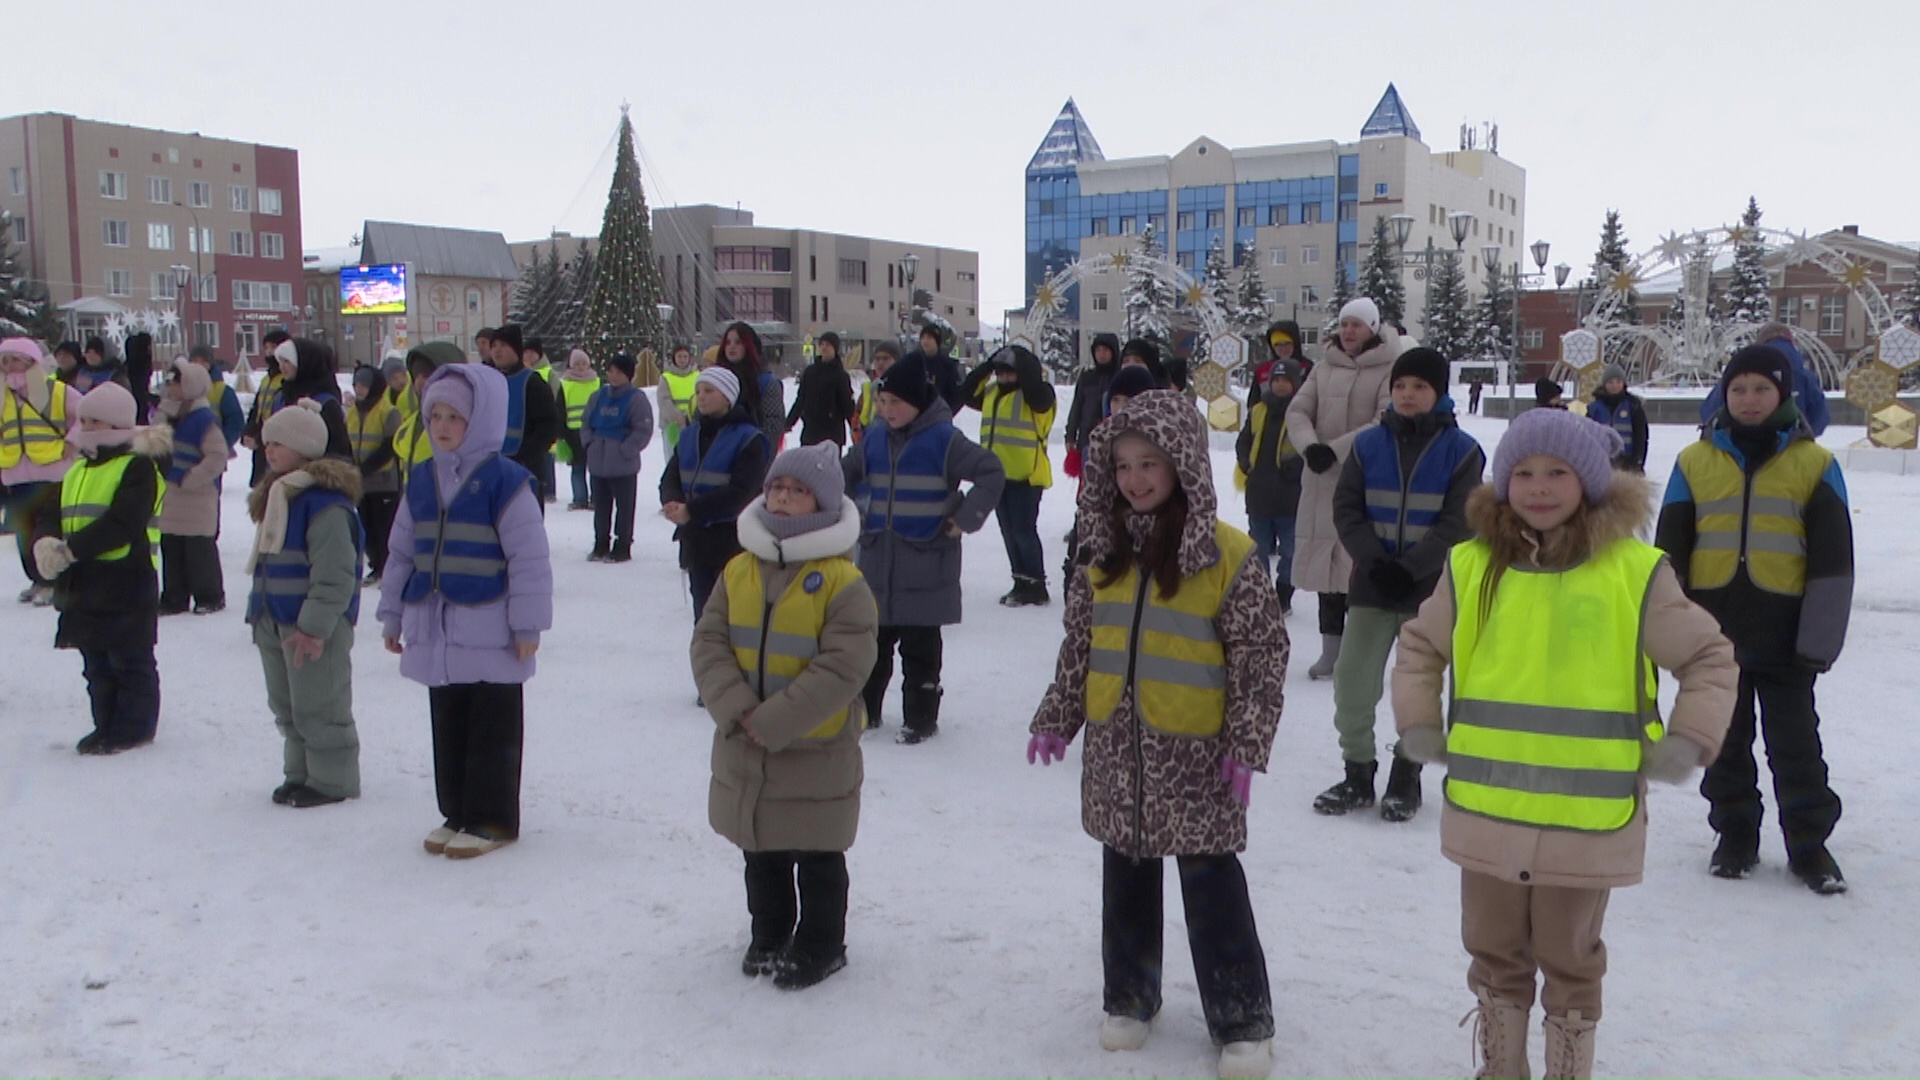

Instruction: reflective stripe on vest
[348,396,396,470]
[560,378,602,430]
[502,368,530,456]
[249,488,364,626]
[722,554,865,740]
[662,369,699,413]
[859,423,956,540]
[392,412,434,481]
[676,421,766,523]
[1676,433,1826,596]
[1444,537,1665,832]
[1603,400,1634,442]
[59,452,161,565]
[399,455,534,605]
[0,379,69,468]
[1354,421,1477,555]
[857,383,876,429]
[1084,521,1255,737]
[979,384,1053,484]
[166,407,218,485]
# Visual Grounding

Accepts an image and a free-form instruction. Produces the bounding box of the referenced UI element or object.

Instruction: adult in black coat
[915,326,967,414]
[274,338,354,461]
[122,332,154,418]
[1064,332,1120,464]
[486,324,560,485]
[784,331,858,446]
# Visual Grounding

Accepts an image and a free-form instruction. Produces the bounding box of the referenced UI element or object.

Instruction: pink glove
[1027,733,1069,766]
[1221,756,1255,807]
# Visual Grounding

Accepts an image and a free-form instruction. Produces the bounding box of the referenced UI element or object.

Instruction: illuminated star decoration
[1780,229,1824,266]
[1836,259,1873,288]
[156,308,180,333]
[1654,231,1692,266]
[1184,283,1206,307]
[101,312,129,345]
[1725,223,1751,245]
[1608,268,1642,294]
[1032,283,1061,313]
[1110,249,1131,269]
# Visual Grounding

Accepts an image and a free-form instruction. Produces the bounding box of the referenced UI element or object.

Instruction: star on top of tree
[1781,229,1824,266]
[1725,223,1753,244]
[1836,259,1873,287]
[1654,231,1693,266]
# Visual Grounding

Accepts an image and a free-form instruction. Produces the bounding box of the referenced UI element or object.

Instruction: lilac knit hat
[1491,406,1625,506]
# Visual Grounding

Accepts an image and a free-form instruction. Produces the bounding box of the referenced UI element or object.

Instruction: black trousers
[1317,590,1348,636]
[79,646,161,743]
[360,492,400,578]
[5,481,61,585]
[688,564,721,621]
[591,474,638,548]
[744,850,848,958]
[159,534,224,609]
[1102,845,1274,1045]
[1701,666,1841,854]
[428,682,525,839]
[863,625,943,726]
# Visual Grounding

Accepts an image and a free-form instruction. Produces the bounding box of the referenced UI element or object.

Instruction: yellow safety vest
[393,412,434,478]
[723,554,866,740]
[254,372,283,421]
[0,379,69,468]
[59,452,162,565]
[979,383,1054,488]
[662,368,699,417]
[1232,399,1295,491]
[529,362,552,386]
[207,380,230,414]
[388,383,419,417]
[857,382,877,430]
[348,396,397,481]
[1444,537,1666,833]
[559,378,602,431]
[1676,436,1828,597]
[1085,522,1255,737]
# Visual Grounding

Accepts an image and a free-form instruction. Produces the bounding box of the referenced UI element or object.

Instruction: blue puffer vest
[248,489,364,626]
[676,421,766,525]
[400,454,536,605]
[859,423,956,540]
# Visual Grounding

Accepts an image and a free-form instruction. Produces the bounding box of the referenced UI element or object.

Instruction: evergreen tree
[0,210,58,343]
[1900,251,1920,328]
[1358,215,1407,326]
[1328,259,1355,322]
[1123,223,1173,353]
[1473,256,1515,365]
[1723,197,1771,325]
[1421,251,1476,360]
[581,109,665,368]
[1232,254,1272,338]
[1588,209,1640,325]
[1193,236,1235,362]
[557,238,596,353]
[511,240,565,342]
[1039,318,1078,383]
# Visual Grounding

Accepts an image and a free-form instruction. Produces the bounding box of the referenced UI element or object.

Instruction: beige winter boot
[1461,989,1531,1079]
[1542,1011,1597,1080]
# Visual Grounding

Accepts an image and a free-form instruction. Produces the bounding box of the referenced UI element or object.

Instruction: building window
[99,171,127,199]
[1374,182,1389,197]
[1270,285,1287,305]
[259,232,284,260]
[1522,329,1544,350]
[188,181,212,209]
[1338,202,1357,221]
[1269,205,1287,226]
[810,295,818,322]
[229,185,252,212]
[185,226,211,253]
[1819,296,1844,335]
[1119,216,1136,235]
[1270,246,1287,266]
[230,230,254,256]
[809,255,817,282]
[822,297,830,321]
[1147,214,1166,234]
[1300,284,1319,305]
[1302,203,1323,224]
[1302,245,1320,265]
[193,322,219,350]
[106,269,132,297]
[1090,218,1109,237]
[1237,207,1257,228]
[147,222,173,250]
[716,287,792,323]
[1206,210,1225,229]
[234,323,258,357]
[1337,243,1356,265]
[147,176,172,204]
[8,214,23,245]
[151,271,175,302]
[259,188,282,216]
[7,166,21,196]
[232,280,292,311]
[956,270,976,282]
[1779,295,1801,324]
[196,274,217,302]
[1092,293,1108,311]
[466,287,482,314]
[837,258,867,287]
[102,219,129,247]
[714,246,793,272]
[1176,212,1195,231]
[1176,251,1195,270]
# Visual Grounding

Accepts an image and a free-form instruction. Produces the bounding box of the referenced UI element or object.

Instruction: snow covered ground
[3,392,1917,1078]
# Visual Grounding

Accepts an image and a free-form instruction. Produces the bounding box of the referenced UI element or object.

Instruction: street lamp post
[1387,211,1477,331]
[901,252,919,340]
[1481,238,1553,420]
[173,202,204,346]
[170,264,191,350]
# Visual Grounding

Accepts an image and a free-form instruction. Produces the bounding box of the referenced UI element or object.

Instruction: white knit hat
[262,399,330,459]
[1338,297,1381,333]
[698,366,741,405]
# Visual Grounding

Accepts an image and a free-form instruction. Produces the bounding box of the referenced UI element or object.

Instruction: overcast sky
[25,0,1915,325]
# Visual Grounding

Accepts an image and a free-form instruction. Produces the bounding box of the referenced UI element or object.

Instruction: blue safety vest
[1352,419,1478,556]
[1589,397,1636,444]
[248,488,364,626]
[400,454,536,605]
[676,421,767,525]
[859,423,956,540]
[503,368,531,456]
[586,387,637,441]
[166,406,218,485]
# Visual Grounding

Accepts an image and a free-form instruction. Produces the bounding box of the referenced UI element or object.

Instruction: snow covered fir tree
[1039,314,1078,382]
[0,211,57,342]
[1232,253,1272,339]
[1123,223,1173,354]
[511,241,567,346]
[1722,197,1772,325]
[1357,216,1407,327]
[1327,263,1355,333]
[1473,258,1515,374]
[1589,209,1641,322]
[1192,237,1235,362]
[581,108,665,368]
[1420,250,1475,361]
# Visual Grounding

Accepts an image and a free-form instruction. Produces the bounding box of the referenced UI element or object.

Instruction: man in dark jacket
[487,324,560,512]
[122,332,154,419]
[961,345,1058,606]
[916,325,967,414]
[1585,363,1649,472]
[1063,332,1120,475]
[784,331,858,446]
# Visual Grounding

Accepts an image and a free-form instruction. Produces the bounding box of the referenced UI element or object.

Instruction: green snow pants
[1331,605,1412,764]
[254,616,361,798]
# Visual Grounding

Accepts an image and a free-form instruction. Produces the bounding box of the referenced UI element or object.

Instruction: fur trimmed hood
[736,495,861,565]
[1078,389,1221,578]
[1466,468,1654,568]
[247,456,364,523]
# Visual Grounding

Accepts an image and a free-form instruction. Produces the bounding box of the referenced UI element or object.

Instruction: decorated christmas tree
[1123,223,1173,353]
[1420,250,1475,361]
[581,108,664,371]
[0,210,58,342]
[1357,216,1407,326]
[1722,197,1772,326]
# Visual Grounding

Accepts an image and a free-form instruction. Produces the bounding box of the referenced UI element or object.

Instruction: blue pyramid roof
[1026,98,1105,174]
[1360,84,1421,141]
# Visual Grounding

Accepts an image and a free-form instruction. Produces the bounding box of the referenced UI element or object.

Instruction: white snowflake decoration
[101,312,129,346]
[1208,334,1247,372]
[156,309,181,333]
[1878,324,1920,371]
[1561,328,1600,368]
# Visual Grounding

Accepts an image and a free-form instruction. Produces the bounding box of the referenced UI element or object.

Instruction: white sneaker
[443,831,513,859]
[422,826,457,855]
[1099,1015,1151,1052]
[30,584,53,607]
[1218,1038,1273,1080]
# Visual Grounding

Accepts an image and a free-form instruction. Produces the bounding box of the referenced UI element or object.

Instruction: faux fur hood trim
[736,495,862,564]
[247,456,364,523]
[1078,389,1220,578]
[1466,468,1654,561]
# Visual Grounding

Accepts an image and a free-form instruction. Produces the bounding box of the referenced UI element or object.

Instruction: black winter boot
[898,683,942,745]
[609,541,632,563]
[1788,844,1848,895]
[1379,753,1424,823]
[588,542,610,563]
[773,946,847,990]
[742,941,785,977]
[1312,760,1377,816]
[1709,831,1760,879]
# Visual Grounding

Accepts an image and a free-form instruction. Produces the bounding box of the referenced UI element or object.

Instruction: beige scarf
[246,470,318,573]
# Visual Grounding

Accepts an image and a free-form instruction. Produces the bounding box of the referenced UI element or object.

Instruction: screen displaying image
[340,264,407,315]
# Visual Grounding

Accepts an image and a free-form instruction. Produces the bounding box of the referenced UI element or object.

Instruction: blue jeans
[996,481,1047,583]
[570,459,591,506]
[1247,515,1296,608]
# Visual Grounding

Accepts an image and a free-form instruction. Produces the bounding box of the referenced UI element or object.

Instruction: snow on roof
[1026,98,1105,174]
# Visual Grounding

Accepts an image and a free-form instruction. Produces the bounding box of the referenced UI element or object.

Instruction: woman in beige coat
[1286,298,1398,678]
[155,357,231,614]
[692,441,878,992]
[1391,409,1735,1079]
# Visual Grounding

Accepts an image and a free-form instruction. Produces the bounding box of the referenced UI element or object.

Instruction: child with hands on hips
[1027,389,1287,1080]
[1391,407,1735,1079]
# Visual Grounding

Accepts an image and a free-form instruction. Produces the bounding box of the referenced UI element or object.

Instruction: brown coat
[1032,391,1288,858]
[155,360,230,538]
[1391,473,1737,888]
[1285,329,1399,593]
[693,496,878,854]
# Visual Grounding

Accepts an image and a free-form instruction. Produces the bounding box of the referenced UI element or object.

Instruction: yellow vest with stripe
[1232,398,1295,491]
[979,383,1054,488]
[856,382,877,430]
[723,554,866,740]
[1676,436,1826,596]
[662,369,699,419]
[60,452,162,566]
[559,378,602,431]
[392,412,434,479]
[388,383,419,417]
[254,372,283,421]
[0,379,69,467]
[207,380,231,415]
[1086,522,1255,737]
[1444,537,1666,833]
[348,396,398,482]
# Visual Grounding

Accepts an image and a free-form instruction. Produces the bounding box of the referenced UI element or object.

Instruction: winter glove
[1063,446,1082,479]
[1027,733,1069,766]
[1368,559,1418,602]
[1303,443,1338,474]
[33,537,75,580]
[1221,756,1255,808]
[1642,735,1705,785]
[1398,726,1448,765]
